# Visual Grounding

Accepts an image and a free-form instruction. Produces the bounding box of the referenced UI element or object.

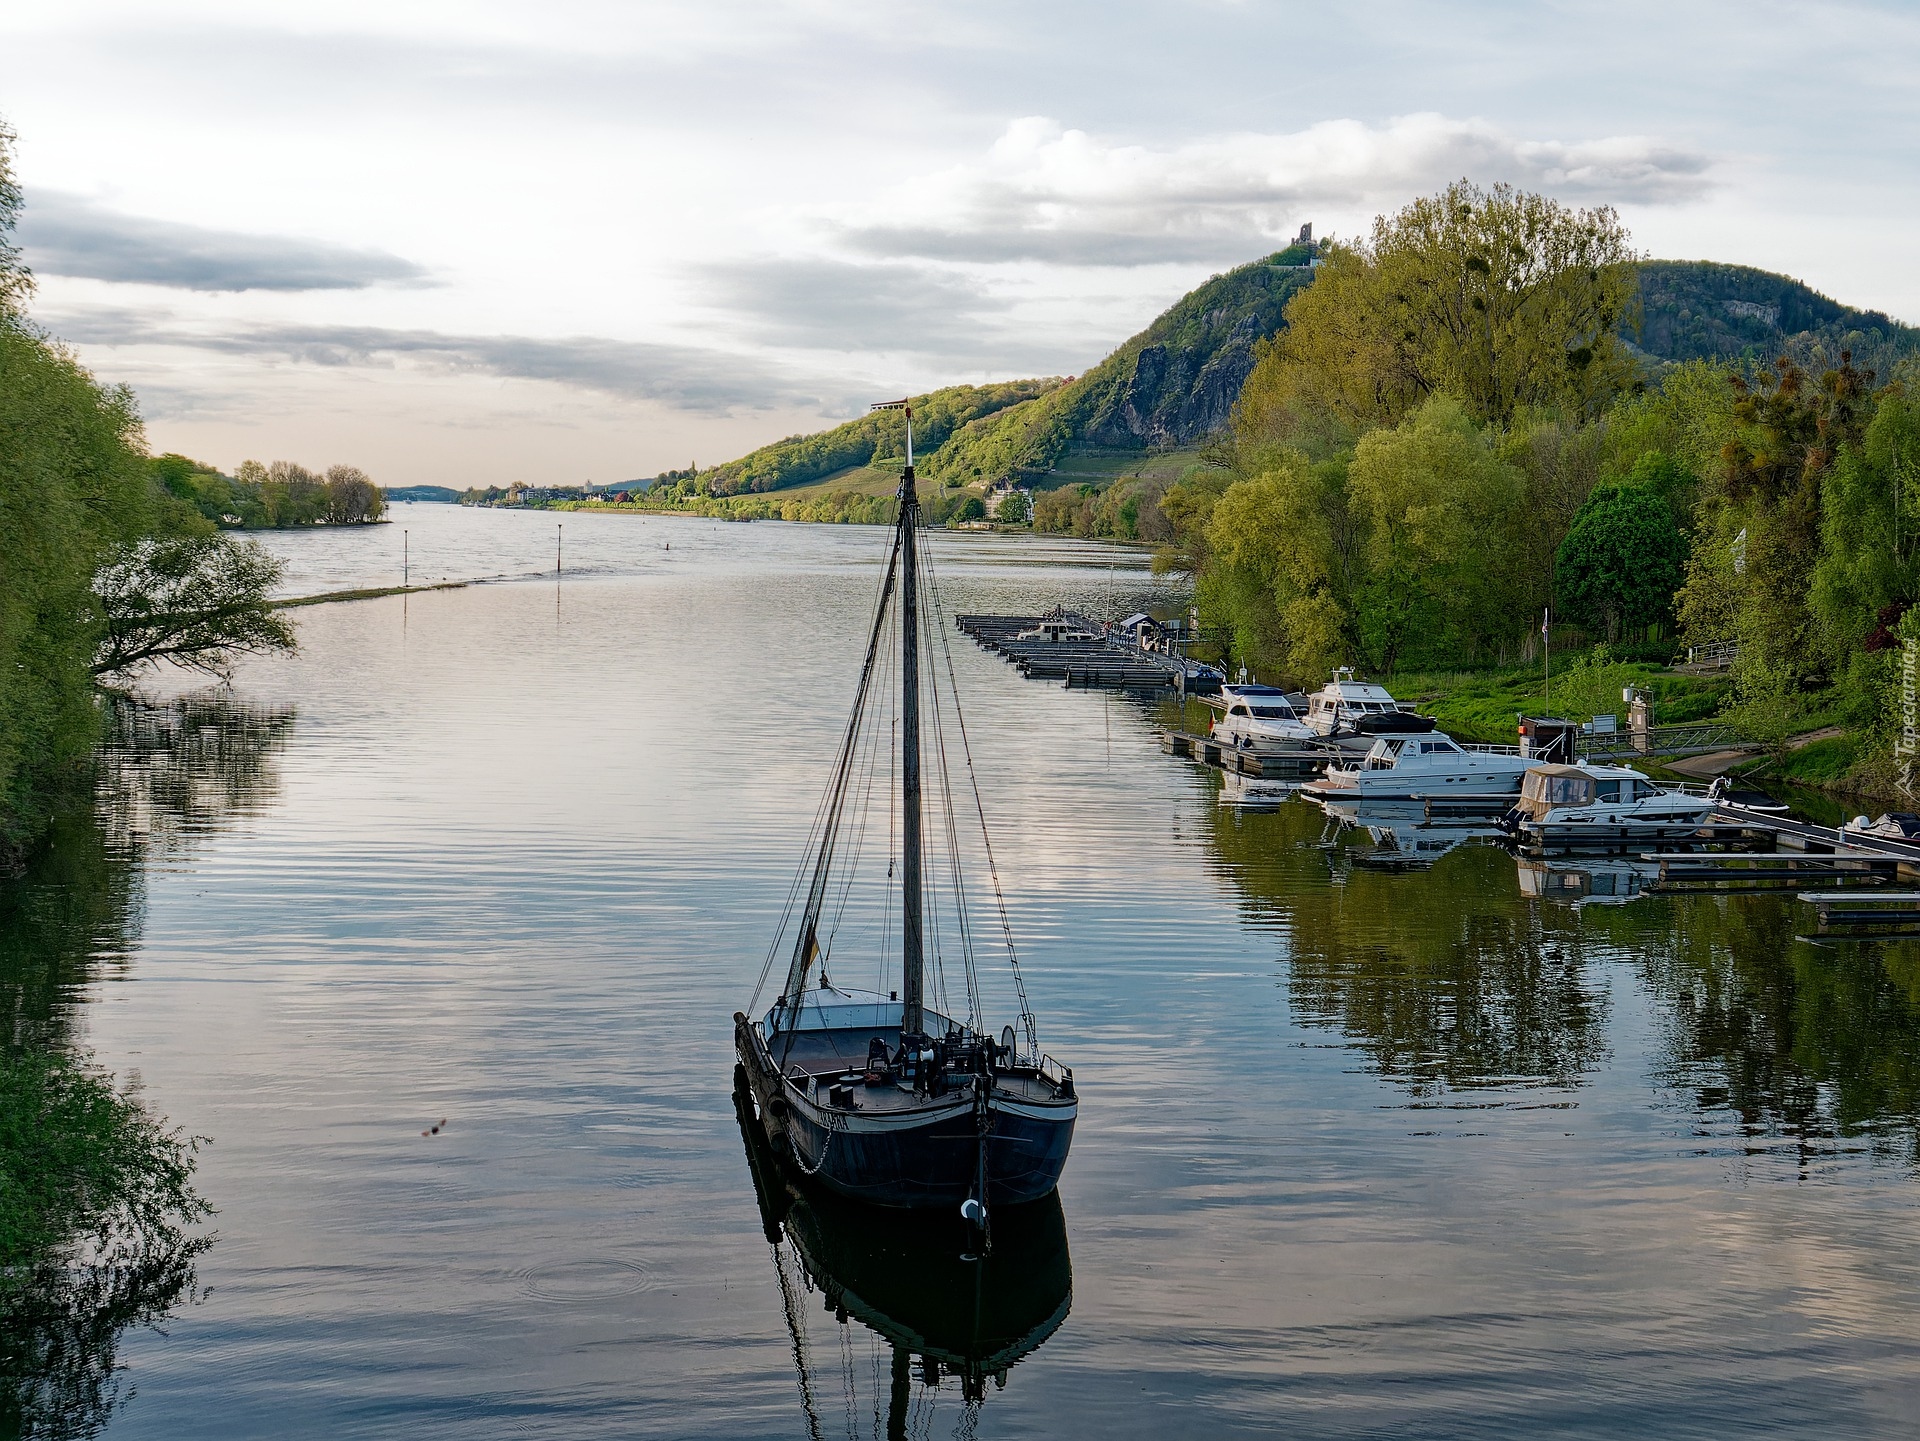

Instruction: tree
[952,496,986,522]
[1346,396,1523,670]
[0,118,28,313]
[1203,449,1356,679]
[323,464,385,523]
[995,489,1031,525]
[92,536,296,680]
[0,309,154,843]
[1555,484,1688,640]
[1237,180,1638,443]
[1679,354,1878,681]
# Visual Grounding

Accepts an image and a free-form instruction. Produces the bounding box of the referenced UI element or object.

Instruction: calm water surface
[17,504,1920,1437]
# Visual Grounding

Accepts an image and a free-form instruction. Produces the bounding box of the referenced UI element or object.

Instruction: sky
[2,0,1917,488]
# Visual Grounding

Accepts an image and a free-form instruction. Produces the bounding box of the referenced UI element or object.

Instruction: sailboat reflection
[735,1073,1071,1436]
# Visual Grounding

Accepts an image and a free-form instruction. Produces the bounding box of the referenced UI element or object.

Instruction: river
[12,502,1920,1438]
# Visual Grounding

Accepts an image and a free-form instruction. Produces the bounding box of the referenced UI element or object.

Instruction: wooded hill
[681,249,1917,498]
[1632,260,1920,376]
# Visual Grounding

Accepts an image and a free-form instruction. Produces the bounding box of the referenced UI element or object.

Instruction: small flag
[1541,608,1550,638]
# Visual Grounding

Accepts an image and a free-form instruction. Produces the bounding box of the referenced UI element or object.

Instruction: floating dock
[958,612,1224,694]
[1159,730,1328,779]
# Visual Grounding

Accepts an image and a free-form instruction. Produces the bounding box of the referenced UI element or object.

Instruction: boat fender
[960,1197,987,1228]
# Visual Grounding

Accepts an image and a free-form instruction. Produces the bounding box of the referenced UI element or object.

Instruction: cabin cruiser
[1500,764,1722,834]
[1012,619,1099,644]
[1306,730,1531,802]
[1302,668,1436,752]
[1209,684,1320,755]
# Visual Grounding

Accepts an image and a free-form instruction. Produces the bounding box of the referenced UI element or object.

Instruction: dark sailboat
[735,1077,1071,1429]
[734,399,1077,1221]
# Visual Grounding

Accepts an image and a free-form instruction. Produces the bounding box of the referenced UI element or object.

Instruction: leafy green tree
[0,315,153,846]
[1679,354,1877,682]
[1810,392,1920,663]
[951,496,986,522]
[1555,483,1689,640]
[1238,180,1638,441]
[92,536,296,680]
[1346,396,1523,671]
[995,489,1031,524]
[1203,449,1356,679]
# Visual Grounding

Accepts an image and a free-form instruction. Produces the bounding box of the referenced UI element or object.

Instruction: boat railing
[1038,1053,1071,1087]
[1463,743,1524,756]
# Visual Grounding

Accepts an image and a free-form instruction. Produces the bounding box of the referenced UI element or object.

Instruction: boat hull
[736,1018,1075,1210]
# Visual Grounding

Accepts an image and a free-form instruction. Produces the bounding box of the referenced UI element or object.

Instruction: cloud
[839,114,1717,266]
[697,257,1016,355]
[16,190,430,292]
[45,309,832,413]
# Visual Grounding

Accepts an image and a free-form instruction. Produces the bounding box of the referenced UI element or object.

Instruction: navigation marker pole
[403,529,409,587]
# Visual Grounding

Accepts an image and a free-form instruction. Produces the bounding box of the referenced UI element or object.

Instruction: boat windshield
[1248,704,1293,719]
[1541,774,1593,804]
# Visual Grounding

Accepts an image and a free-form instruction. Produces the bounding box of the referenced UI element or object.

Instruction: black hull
[734,1073,1072,1400]
[736,1020,1074,1210]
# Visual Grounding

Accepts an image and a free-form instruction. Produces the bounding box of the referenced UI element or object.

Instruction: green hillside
[922,247,1317,487]
[680,251,1915,502]
[697,378,1058,498]
[1630,260,1920,376]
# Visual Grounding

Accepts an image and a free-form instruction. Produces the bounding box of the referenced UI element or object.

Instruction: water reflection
[1207,799,1611,1095]
[1627,900,1920,1173]
[735,1074,1071,1437]
[1201,788,1920,1168]
[0,689,289,1438]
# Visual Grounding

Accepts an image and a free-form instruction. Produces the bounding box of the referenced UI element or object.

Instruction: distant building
[986,482,1031,519]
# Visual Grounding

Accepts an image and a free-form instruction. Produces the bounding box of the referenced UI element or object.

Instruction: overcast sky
[3,0,1917,487]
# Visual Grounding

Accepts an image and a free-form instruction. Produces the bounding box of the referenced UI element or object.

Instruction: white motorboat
[1209,685,1319,755]
[1012,619,1099,644]
[1501,764,1722,838]
[1306,730,1531,802]
[1302,668,1436,752]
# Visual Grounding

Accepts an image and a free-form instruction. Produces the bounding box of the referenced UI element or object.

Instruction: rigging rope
[917,533,1041,1063]
[751,530,903,1036]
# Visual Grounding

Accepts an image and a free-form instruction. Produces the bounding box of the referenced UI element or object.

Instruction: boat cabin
[1303,667,1433,738]
[1013,620,1098,644]
[1511,764,1667,821]
[1218,684,1301,722]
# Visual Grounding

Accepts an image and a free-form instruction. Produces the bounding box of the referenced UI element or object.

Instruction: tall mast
[874,398,925,1037]
[898,411,925,1037]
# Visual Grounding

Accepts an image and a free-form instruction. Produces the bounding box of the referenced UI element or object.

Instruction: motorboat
[735,399,1076,1224]
[1208,684,1323,758]
[1500,763,1722,842]
[1306,730,1531,802]
[1012,619,1099,644]
[1302,667,1437,752]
